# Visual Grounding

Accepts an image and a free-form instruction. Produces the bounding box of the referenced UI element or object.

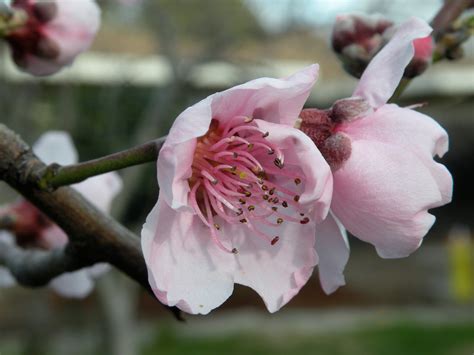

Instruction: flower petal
[353,17,432,108]
[343,104,448,158]
[73,171,123,212]
[33,131,78,165]
[49,270,94,298]
[316,212,349,294]
[341,104,453,204]
[212,64,319,127]
[255,119,333,221]
[223,218,318,313]
[141,196,235,314]
[331,140,443,258]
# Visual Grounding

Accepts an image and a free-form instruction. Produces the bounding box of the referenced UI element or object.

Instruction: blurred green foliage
[142,322,474,355]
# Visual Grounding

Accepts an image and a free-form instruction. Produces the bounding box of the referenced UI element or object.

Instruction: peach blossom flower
[142,65,333,314]
[302,18,452,293]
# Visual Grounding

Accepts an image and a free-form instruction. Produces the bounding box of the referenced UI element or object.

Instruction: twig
[0,240,85,287]
[37,138,166,190]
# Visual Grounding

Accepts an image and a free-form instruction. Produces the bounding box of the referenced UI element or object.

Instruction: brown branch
[0,123,181,319]
[430,0,472,39]
[0,240,85,287]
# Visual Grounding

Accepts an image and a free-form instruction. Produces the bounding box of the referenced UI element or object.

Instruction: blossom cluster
[0,2,453,314]
[141,17,452,314]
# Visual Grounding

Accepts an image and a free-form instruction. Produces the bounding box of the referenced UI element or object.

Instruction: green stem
[38,137,166,190]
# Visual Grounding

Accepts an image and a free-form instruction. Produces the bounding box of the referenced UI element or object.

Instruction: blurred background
[0,0,473,354]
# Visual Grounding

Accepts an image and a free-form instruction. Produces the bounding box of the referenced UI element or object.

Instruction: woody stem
[37,137,166,190]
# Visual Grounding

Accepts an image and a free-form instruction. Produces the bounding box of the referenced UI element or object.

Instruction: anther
[277,218,284,224]
[262,185,268,191]
[274,158,284,169]
[263,195,269,200]
[271,206,278,211]
[272,197,279,204]
[300,213,305,216]
[248,143,254,150]
[214,223,221,230]
[248,205,255,211]
[294,178,302,185]
[269,188,275,195]
[239,219,247,224]
[232,248,239,254]
[239,198,246,205]
[244,191,252,197]
[262,132,270,138]
[282,201,288,208]
[244,116,253,123]
[233,152,238,158]
[271,236,280,246]
[236,209,244,216]
[294,195,300,202]
[300,217,310,224]
[268,149,275,155]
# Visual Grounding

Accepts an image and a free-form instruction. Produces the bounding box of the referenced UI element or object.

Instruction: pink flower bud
[332,13,393,77]
[5,0,100,76]
[404,35,434,78]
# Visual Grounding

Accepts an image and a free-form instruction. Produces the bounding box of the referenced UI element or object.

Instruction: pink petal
[141,197,235,315]
[211,64,319,127]
[331,140,444,258]
[221,216,318,313]
[142,195,319,314]
[73,171,123,212]
[50,270,94,298]
[254,119,333,220]
[316,212,349,294]
[159,65,319,210]
[353,17,432,108]
[33,131,78,165]
[340,104,452,204]
[38,225,68,249]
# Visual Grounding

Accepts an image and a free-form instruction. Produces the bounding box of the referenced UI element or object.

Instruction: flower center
[188,117,309,254]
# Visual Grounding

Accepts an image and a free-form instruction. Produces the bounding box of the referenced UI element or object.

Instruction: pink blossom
[0,131,122,297]
[5,0,100,76]
[142,65,333,314]
[301,18,453,294]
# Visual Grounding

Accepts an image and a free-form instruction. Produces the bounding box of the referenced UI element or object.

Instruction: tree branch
[37,138,166,190]
[0,240,85,287]
[0,123,181,319]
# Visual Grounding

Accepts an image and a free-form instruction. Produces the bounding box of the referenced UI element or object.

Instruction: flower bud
[404,35,434,78]
[332,13,393,78]
[5,0,100,76]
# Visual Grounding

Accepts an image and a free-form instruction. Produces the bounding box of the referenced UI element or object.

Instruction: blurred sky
[245,0,442,32]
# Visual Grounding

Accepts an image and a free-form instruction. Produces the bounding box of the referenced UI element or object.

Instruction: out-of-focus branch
[431,0,473,40]
[391,0,472,101]
[37,137,166,190]
[0,240,84,286]
[0,123,181,319]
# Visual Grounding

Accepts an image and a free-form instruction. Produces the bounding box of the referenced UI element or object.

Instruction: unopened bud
[331,97,372,123]
[33,2,58,23]
[332,13,393,78]
[403,36,433,78]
